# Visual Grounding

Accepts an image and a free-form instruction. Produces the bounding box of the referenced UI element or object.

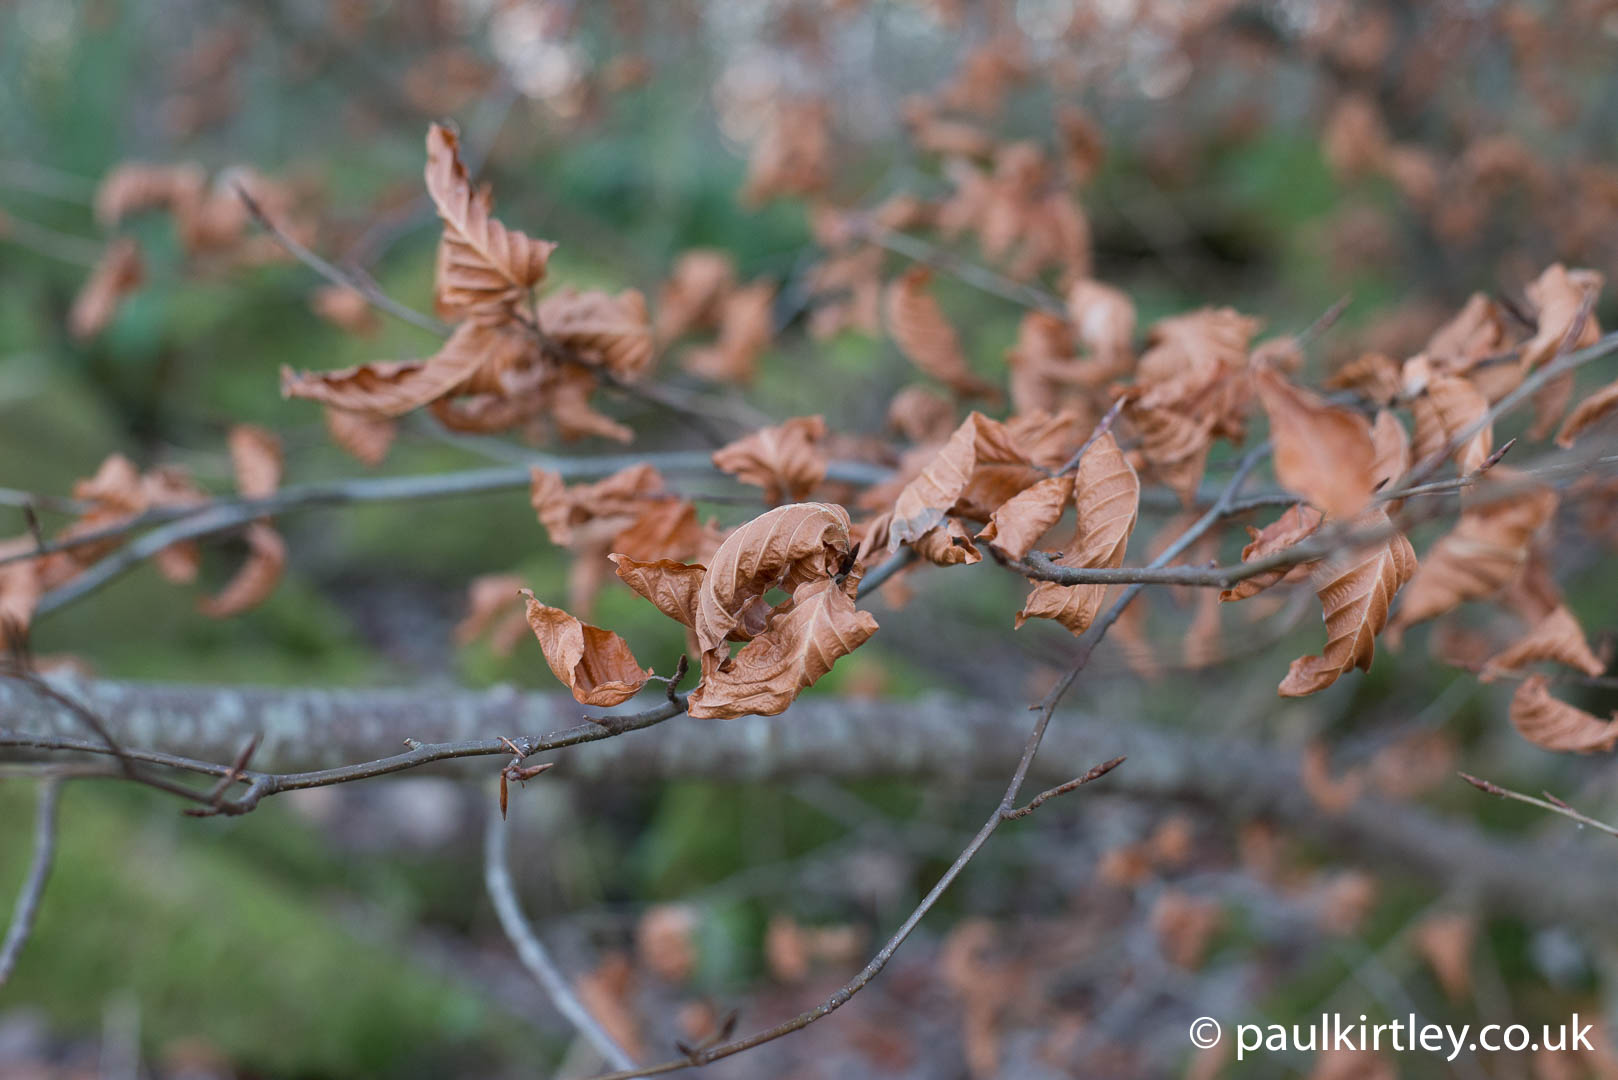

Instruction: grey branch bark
[3,676,1616,929]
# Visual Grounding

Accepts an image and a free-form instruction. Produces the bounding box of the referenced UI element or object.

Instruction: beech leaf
[520,589,652,706]
[609,554,706,628]
[1510,675,1618,754]
[1254,365,1378,519]
[1220,503,1324,603]
[977,474,1073,560]
[1480,605,1605,680]
[711,415,828,504]
[884,266,998,399]
[889,412,1028,547]
[1277,508,1416,697]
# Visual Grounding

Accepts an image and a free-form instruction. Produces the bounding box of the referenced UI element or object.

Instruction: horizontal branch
[3,676,1615,927]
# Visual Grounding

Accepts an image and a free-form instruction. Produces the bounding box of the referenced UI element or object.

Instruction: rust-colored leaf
[0,537,43,642]
[910,517,983,566]
[310,284,381,337]
[454,574,529,657]
[1510,675,1618,754]
[1015,433,1139,635]
[1406,362,1493,475]
[889,412,1027,547]
[283,321,529,417]
[609,554,706,628]
[520,588,652,706]
[1519,263,1603,373]
[1254,365,1377,519]
[227,425,282,501]
[197,522,285,618]
[1278,508,1416,697]
[324,407,396,466]
[1368,409,1410,494]
[424,123,555,319]
[1300,742,1364,814]
[69,236,144,341]
[683,281,775,384]
[977,474,1072,560]
[1413,912,1474,1003]
[656,250,735,343]
[1220,504,1324,602]
[1481,606,1605,680]
[530,463,664,548]
[711,416,827,504]
[1393,471,1558,631]
[887,385,957,445]
[1554,376,1618,448]
[884,266,998,399]
[537,286,654,381]
[687,576,878,719]
[695,502,853,656]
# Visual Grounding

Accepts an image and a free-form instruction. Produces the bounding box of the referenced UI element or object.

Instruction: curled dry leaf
[695,502,853,656]
[69,236,144,341]
[1254,365,1377,519]
[1509,675,1618,754]
[1221,504,1325,602]
[884,266,998,399]
[1150,890,1224,970]
[1016,433,1139,636]
[655,250,734,343]
[609,554,706,628]
[197,522,285,619]
[910,517,982,566]
[1393,470,1557,632]
[95,162,206,227]
[310,284,381,337]
[1555,376,1618,447]
[889,412,1028,547]
[453,574,529,657]
[424,123,554,319]
[520,589,652,706]
[227,424,282,501]
[977,474,1072,560]
[1326,352,1402,406]
[1300,742,1364,814]
[1368,409,1410,494]
[887,385,957,445]
[1406,365,1493,475]
[1278,508,1415,697]
[1426,293,1510,372]
[683,281,775,384]
[530,463,663,547]
[324,407,396,467]
[688,576,878,719]
[0,537,44,642]
[1519,264,1603,373]
[711,415,828,504]
[537,286,654,381]
[1481,605,1605,680]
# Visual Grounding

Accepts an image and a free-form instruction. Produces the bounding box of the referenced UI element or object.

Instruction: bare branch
[484,797,638,1071]
[0,778,61,987]
[1459,772,1618,841]
[1003,755,1127,820]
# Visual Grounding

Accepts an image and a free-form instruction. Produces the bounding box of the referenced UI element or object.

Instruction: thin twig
[855,220,1068,316]
[1459,773,1618,841]
[484,798,639,1070]
[1003,755,1127,819]
[0,778,62,987]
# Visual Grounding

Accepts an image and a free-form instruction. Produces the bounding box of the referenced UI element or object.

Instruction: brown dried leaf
[94,162,206,227]
[1255,365,1378,519]
[530,463,664,548]
[977,474,1072,560]
[1406,365,1493,475]
[1278,508,1416,697]
[1326,352,1402,405]
[283,321,529,417]
[69,236,144,341]
[424,123,555,319]
[197,522,285,618]
[1369,409,1410,493]
[1015,433,1139,635]
[0,537,43,642]
[1300,742,1363,813]
[1555,376,1618,448]
[454,574,528,656]
[889,412,1027,547]
[637,904,698,983]
[887,385,957,445]
[656,250,735,343]
[687,576,878,719]
[711,416,827,504]
[910,517,982,566]
[324,407,396,467]
[1220,504,1324,602]
[1482,606,1605,680]
[310,284,381,337]
[537,287,654,381]
[682,281,775,384]
[520,589,652,706]
[695,502,853,656]
[885,266,998,399]
[227,425,282,501]
[1510,675,1618,754]
[1520,264,1603,372]
[1393,471,1558,631]
[1150,890,1224,970]
[609,554,706,628]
